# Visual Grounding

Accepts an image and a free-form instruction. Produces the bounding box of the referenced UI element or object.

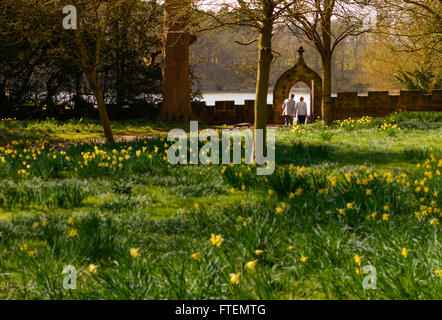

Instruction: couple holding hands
[282,94,309,126]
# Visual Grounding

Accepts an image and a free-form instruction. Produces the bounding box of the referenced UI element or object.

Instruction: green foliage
[396,67,442,93]
[0,179,88,209]
[318,130,333,141]
[0,0,163,119]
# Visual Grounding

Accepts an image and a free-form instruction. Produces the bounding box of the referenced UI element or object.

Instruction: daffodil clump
[337,116,373,132]
[0,137,169,181]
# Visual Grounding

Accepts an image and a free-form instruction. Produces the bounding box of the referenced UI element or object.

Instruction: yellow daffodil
[300,256,309,263]
[255,250,264,256]
[246,260,258,270]
[401,248,409,258]
[435,269,442,277]
[356,267,363,275]
[88,264,99,273]
[68,229,78,237]
[354,254,362,266]
[366,212,377,221]
[130,248,141,258]
[68,218,74,225]
[382,214,390,221]
[210,234,224,247]
[191,252,200,261]
[229,273,240,284]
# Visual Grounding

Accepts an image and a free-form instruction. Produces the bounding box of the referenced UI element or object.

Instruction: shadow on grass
[275,142,439,168]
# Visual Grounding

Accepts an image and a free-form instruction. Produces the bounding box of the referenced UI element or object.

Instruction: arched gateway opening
[273,47,322,124]
[290,82,312,117]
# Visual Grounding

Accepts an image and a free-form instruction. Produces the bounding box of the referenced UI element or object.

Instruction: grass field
[0,112,441,299]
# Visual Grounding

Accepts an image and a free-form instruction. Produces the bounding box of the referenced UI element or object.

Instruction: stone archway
[273,47,322,123]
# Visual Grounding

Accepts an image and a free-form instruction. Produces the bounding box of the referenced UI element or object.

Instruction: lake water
[201,91,312,115]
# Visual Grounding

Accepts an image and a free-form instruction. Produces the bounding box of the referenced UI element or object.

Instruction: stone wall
[331,90,442,120]
[199,90,442,125]
[200,100,274,125]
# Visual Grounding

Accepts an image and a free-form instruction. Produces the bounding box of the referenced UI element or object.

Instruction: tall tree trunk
[158,0,193,123]
[75,28,114,142]
[321,0,333,122]
[252,0,274,161]
[85,71,114,142]
[321,57,333,122]
[254,1,274,132]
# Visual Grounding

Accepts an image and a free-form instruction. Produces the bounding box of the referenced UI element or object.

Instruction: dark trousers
[298,115,307,125]
[284,116,293,126]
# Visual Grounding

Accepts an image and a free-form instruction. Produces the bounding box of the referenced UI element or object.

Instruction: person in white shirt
[282,94,296,126]
[295,97,308,125]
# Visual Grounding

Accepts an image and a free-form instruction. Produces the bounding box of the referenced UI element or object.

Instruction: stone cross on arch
[298,46,305,57]
[297,46,305,62]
